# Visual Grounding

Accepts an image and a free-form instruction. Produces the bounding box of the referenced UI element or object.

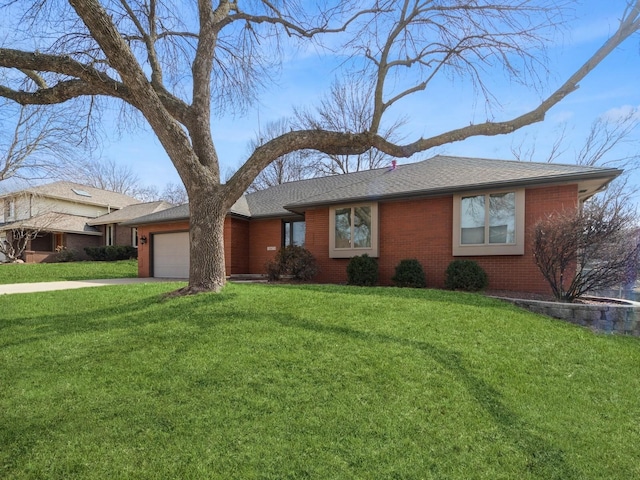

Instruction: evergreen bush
[346,254,378,286]
[84,245,138,262]
[392,259,427,288]
[445,260,488,291]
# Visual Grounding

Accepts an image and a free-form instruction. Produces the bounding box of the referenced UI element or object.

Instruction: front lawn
[0,259,137,284]
[1,283,638,479]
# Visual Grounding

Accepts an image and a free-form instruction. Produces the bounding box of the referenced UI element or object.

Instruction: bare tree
[295,79,406,175]
[532,195,640,302]
[512,107,640,168]
[0,103,84,183]
[74,157,142,196]
[158,182,188,204]
[0,211,67,263]
[0,1,638,294]
[247,119,313,192]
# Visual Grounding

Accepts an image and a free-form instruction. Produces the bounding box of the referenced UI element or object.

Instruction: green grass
[0,259,138,284]
[1,283,639,479]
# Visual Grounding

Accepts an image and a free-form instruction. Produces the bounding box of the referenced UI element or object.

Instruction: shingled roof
[1,181,140,209]
[87,201,175,225]
[0,212,102,235]
[126,155,621,225]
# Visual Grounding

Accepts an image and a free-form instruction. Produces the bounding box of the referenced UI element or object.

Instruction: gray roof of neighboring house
[87,201,175,225]
[0,212,102,235]
[0,181,140,209]
[125,155,622,225]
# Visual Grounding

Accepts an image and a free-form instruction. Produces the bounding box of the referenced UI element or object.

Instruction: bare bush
[532,198,639,302]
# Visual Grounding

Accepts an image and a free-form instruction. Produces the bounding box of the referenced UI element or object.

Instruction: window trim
[452,189,525,256]
[106,224,115,246]
[329,203,379,258]
[282,219,306,247]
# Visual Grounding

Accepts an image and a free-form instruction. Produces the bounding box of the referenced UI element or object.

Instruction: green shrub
[392,259,427,288]
[265,245,318,281]
[347,254,378,286]
[445,260,488,292]
[84,245,138,262]
[55,247,78,263]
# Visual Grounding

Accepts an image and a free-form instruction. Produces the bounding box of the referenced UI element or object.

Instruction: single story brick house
[127,155,621,293]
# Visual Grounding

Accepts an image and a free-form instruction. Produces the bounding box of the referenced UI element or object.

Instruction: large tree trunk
[172,183,227,295]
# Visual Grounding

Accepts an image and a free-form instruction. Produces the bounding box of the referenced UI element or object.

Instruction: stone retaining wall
[495,297,640,336]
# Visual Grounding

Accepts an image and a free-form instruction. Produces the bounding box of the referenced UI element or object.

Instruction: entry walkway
[0,277,178,295]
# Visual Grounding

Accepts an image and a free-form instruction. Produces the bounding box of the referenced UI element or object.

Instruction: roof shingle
[125,155,621,225]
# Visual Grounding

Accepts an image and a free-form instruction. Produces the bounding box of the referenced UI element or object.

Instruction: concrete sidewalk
[0,277,180,295]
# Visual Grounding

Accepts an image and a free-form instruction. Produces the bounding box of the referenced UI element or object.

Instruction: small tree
[532,198,640,302]
[0,227,41,262]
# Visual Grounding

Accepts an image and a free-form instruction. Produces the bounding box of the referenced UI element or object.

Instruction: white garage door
[153,232,189,278]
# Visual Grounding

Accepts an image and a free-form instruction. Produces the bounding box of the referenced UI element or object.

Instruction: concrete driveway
[0,277,181,295]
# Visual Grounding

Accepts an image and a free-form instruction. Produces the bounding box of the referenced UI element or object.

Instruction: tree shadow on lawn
[0,285,239,349]
[274,313,580,480]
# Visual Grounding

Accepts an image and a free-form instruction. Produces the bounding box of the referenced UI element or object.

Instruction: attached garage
[152,231,189,278]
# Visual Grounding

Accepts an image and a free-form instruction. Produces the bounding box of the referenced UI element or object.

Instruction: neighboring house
[127,155,621,294]
[0,181,140,262]
[87,200,175,249]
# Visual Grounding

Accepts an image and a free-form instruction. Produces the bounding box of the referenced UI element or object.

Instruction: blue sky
[99,0,640,192]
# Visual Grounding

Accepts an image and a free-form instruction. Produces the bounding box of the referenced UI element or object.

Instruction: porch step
[227,274,268,283]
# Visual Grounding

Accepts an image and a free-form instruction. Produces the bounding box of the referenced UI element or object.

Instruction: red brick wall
[304,184,578,294]
[248,218,282,274]
[137,218,252,278]
[225,217,250,275]
[135,183,578,294]
[137,221,189,277]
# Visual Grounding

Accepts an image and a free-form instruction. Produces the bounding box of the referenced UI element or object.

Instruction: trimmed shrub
[392,259,427,288]
[55,247,78,263]
[347,254,378,286]
[445,260,488,292]
[265,245,318,281]
[84,245,138,262]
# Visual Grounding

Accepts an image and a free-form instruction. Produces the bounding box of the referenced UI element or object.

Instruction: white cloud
[601,104,640,122]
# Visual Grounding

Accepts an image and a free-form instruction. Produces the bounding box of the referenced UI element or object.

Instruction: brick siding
[136,183,578,294]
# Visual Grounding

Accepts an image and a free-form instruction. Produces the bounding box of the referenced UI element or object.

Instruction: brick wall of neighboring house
[30,233,53,252]
[115,225,133,246]
[248,218,282,274]
[136,221,189,277]
[23,232,101,262]
[65,233,101,260]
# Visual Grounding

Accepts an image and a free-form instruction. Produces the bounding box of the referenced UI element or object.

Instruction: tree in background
[73,157,187,203]
[532,196,640,303]
[295,79,406,176]
[246,119,313,192]
[0,1,638,294]
[0,103,85,184]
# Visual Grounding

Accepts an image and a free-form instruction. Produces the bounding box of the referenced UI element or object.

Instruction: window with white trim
[453,190,525,256]
[329,203,379,258]
[106,224,115,246]
[132,227,138,248]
